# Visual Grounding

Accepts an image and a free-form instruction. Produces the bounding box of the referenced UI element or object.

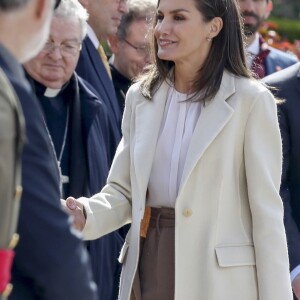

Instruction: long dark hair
[140,0,251,102]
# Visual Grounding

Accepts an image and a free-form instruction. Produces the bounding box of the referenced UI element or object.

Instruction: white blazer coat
[80,71,293,300]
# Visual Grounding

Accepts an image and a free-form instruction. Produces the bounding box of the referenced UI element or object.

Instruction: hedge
[267,17,300,42]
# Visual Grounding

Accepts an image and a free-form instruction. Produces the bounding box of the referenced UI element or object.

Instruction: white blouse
[147,86,202,208]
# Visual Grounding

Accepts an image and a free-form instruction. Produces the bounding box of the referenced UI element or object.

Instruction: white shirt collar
[247,33,260,56]
[246,33,260,67]
[87,23,99,49]
[44,87,61,98]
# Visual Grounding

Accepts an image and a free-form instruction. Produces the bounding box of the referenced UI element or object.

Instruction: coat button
[15,185,23,201]
[2,283,13,298]
[183,208,192,217]
[8,233,20,249]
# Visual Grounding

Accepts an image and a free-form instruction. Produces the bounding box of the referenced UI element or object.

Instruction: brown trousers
[133,207,175,300]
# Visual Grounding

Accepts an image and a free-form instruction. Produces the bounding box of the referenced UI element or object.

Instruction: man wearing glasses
[108,0,156,114]
[77,0,128,142]
[4,0,98,299]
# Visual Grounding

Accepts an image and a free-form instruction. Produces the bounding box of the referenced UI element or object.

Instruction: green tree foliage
[268,17,300,42]
[272,0,300,19]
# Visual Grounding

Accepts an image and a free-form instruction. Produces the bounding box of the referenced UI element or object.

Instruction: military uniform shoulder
[0,67,24,300]
[0,67,22,109]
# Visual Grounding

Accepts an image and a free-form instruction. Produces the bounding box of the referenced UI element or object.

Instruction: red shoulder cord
[0,250,15,293]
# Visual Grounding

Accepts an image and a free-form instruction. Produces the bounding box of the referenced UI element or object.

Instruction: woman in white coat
[65,0,293,299]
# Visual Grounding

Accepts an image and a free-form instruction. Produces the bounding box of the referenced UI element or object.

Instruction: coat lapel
[133,81,169,198]
[84,38,103,83]
[179,72,235,195]
[85,38,115,99]
[133,72,236,200]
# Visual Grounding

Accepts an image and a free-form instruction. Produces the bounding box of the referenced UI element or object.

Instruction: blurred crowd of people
[1,0,300,299]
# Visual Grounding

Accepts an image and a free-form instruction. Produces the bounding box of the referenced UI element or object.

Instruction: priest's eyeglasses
[123,39,149,56]
[42,41,82,56]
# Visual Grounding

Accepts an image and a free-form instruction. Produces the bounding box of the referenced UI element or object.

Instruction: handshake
[61,197,87,231]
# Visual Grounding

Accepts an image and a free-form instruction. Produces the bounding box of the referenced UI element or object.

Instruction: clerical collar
[44,87,61,98]
[32,78,69,99]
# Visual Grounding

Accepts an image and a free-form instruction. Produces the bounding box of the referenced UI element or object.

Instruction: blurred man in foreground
[0,0,97,299]
[0,0,57,297]
[24,1,118,298]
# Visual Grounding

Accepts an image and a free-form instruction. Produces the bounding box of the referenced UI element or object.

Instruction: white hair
[55,0,88,40]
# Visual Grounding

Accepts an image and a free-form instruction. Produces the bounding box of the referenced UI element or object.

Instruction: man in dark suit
[0,0,97,299]
[238,0,298,78]
[76,1,128,299]
[264,62,300,299]
[76,36,121,157]
[77,0,128,150]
